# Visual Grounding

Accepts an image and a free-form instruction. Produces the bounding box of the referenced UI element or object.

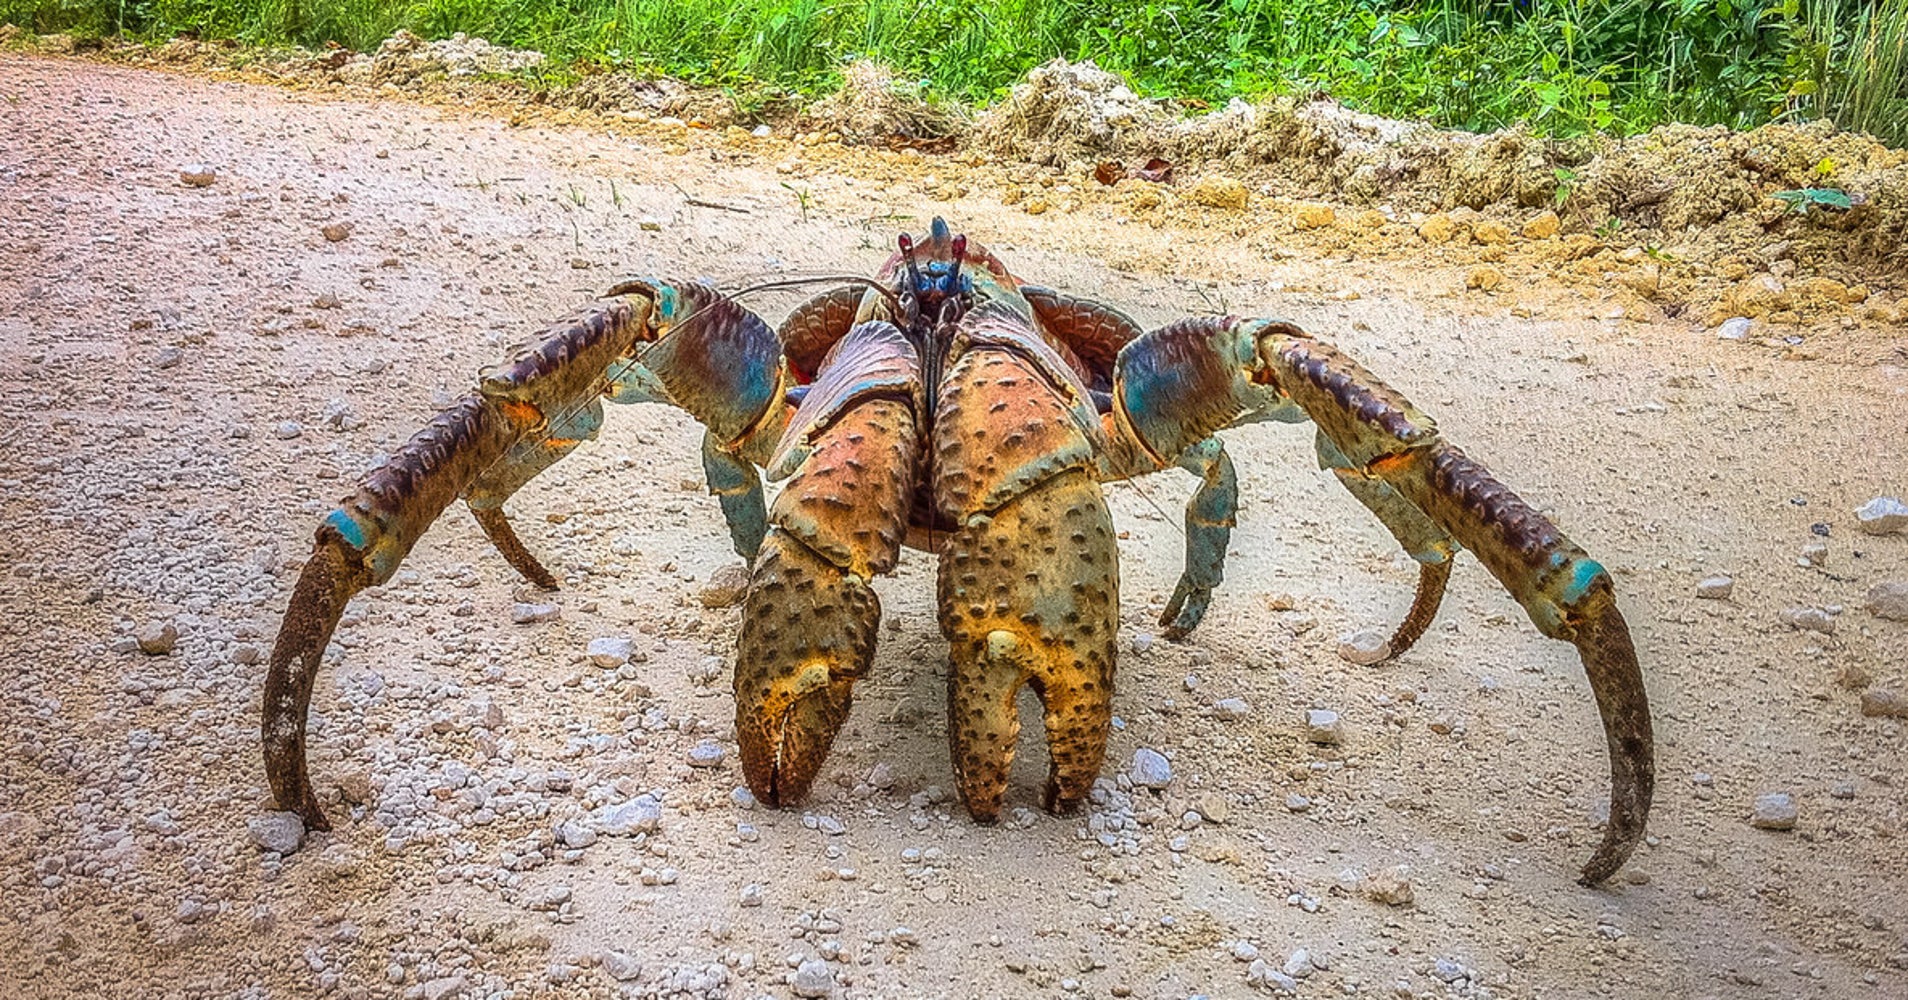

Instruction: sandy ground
[2,54,1906,1000]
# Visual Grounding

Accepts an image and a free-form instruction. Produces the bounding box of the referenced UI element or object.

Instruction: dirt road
[2,54,1905,999]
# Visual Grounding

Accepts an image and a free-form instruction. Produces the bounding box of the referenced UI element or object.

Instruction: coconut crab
[263,218,1653,885]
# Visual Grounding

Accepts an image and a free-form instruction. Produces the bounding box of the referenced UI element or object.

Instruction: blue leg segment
[1160,436,1237,640]
[702,430,767,562]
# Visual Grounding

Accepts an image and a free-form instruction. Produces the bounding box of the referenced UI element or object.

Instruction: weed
[3,0,1900,142]
[780,181,812,223]
[1552,167,1578,209]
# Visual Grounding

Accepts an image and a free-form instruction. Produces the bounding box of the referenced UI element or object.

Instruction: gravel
[791,957,837,998]
[1856,496,1908,535]
[1211,697,1250,720]
[1778,607,1835,634]
[697,562,752,608]
[1695,575,1735,599]
[510,602,561,624]
[686,741,727,767]
[1335,628,1391,665]
[1129,748,1172,789]
[587,636,639,667]
[247,812,306,854]
[601,951,643,982]
[1860,688,1908,718]
[1864,581,1908,621]
[135,621,178,655]
[1751,792,1798,830]
[595,795,662,835]
[1304,709,1344,745]
[1360,866,1415,906]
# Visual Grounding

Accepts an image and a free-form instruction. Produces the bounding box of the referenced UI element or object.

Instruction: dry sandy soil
[2,54,1906,1000]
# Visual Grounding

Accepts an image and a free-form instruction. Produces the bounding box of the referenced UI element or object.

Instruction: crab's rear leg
[935,343,1118,818]
[734,321,922,805]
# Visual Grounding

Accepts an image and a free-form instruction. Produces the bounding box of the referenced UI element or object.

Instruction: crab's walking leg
[267,286,795,830]
[1155,437,1238,640]
[266,303,653,828]
[1104,315,1652,884]
[1314,432,1456,656]
[735,322,921,805]
[464,398,607,589]
[935,338,1119,818]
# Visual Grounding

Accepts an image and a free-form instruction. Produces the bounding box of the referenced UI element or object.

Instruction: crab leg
[1257,327,1651,884]
[264,303,653,828]
[735,321,922,804]
[1313,430,1457,656]
[1105,315,1653,885]
[266,283,795,830]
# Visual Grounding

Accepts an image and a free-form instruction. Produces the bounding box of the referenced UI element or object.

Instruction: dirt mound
[975,59,1181,165]
[800,59,968,147]
[323,30,545,86]
[978,59,1908,274]
[555,72,739,127]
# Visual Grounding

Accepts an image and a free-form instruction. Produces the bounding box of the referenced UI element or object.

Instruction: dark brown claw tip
[1570,589,1654,887]
[471,506,560,590]
[1382,559,1452,659]
[263,538,366,833]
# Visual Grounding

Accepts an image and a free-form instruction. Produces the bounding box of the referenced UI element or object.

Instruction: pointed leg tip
[1042,785,1087,815]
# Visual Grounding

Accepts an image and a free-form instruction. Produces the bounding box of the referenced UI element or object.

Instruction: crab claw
[262,530,369,831]
[732,542,869,805]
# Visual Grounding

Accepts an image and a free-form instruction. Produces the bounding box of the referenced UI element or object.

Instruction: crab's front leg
[265,301,655,828]
[1105,316,1652,885]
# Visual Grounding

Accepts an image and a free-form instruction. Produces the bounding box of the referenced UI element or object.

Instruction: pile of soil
[799,59,969,148]
[7,29,1905,329]
[978,59,1908,275]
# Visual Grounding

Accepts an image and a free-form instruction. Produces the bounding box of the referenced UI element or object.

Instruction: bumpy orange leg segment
[939,469,1118,818]
[734,397,917,805]
[933,340,1118,819]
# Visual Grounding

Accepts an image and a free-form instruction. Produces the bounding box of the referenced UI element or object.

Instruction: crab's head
[892,217,974,337]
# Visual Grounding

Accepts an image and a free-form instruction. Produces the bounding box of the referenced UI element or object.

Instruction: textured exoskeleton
[264,219,1653,886]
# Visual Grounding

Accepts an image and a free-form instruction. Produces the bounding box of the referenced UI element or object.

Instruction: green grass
[2,0,1903,143]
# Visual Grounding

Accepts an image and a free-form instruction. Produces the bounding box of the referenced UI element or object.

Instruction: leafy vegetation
[2,0,1903,143]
